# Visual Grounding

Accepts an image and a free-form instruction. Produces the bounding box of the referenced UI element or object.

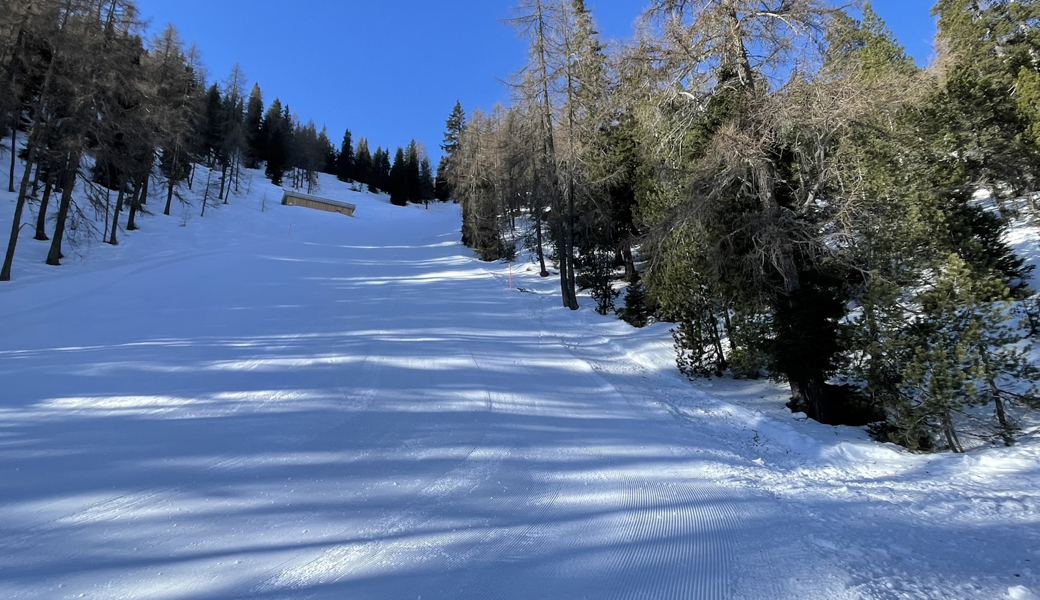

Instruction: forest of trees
[0,0,434,284]
[443,0,1040,451]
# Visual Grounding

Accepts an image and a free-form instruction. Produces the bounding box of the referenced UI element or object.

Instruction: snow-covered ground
[0,161,1038,599]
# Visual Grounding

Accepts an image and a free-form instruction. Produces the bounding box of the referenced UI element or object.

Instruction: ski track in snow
[0,169,1038,599]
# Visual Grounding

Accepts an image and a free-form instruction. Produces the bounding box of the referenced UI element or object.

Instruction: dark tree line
[1,0,425,284]
[446,0,1040,451]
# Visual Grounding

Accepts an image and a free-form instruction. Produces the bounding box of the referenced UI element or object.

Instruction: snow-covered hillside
[1,163,1038,600]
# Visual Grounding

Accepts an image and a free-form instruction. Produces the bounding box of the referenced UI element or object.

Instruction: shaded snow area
[0,165,1038,600]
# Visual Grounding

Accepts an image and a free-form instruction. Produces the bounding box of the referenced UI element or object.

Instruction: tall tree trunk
[790,375,833,424]
[107,183,125,245]
[942,410,964,453]
[30,157,41,196]
[987,372,1015,446]
[164,174,175,216]
[710,315,728,376]
[103,186,110,239]
[107,180,126,245]
[0,137,38,280]
[126,196,138,231]
[564,174,578,310]
[779,291,837,425]
[34,168,54,240]
[47,152,80,266]
[621,241,635,283]
[723,304,736,352]
[218,160,228,202]
[534,193,548,277]
[8,128,16,193]
[139,163,149,204]
[200,168,212,217]
[533,0,564,288]
[993,391,1014,447]
[126,178,142,231]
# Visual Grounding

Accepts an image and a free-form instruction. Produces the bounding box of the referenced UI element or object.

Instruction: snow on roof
[281,190,357,210]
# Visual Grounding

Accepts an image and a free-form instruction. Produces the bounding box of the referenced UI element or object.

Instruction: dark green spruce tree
[243,83,264,168]
[434,156,451,201]
[389,146,407,206]
[354,137,372,187]
[419,156,435,205]
[404,139,421,203]
[337,128,354,182]
[263,98,287,186]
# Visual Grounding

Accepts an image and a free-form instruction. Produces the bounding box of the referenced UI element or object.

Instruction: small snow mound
[818,441,906,466]
[1008,585,1040,600]
[967,450,1040,474]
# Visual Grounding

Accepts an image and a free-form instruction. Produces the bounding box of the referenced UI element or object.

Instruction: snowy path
[1,185,1038,599]
[0,199,811,599]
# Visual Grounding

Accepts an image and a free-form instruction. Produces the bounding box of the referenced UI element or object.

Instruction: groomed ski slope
[1,170,1039,600]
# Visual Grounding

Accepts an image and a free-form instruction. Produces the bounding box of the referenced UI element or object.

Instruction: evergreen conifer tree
[419,156,435,204]
[243,83,264,168]
[354,137,372,187]
[437,102,466,202]
[318,125,337,174]
[370,146,383,192]
[372,147,391,193]
[825,3,917,77]
[404,139,421,203]
[442,100,465,156]
[434,156,451,201]
[337,128,354,182]
[200,83,225,165]
[389,146,407,206]
[927,0,1040,195]
[263,98,287,185]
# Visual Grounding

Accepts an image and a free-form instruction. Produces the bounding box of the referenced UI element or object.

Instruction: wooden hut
[280,190,356,217]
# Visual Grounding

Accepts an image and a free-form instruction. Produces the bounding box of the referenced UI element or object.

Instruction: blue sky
[133,1,937,163]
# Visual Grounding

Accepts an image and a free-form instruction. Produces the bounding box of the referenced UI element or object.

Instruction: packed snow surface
[1,169,1038,599]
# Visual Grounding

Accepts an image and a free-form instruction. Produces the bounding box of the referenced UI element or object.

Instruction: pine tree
[451,108,505,260]
[200,83,224,165]
[619,279,652,328]
[434,155,451,201]
[822,2,1038,444]
[144,25,198,217]
[372,147,391,193]
[336,128,354,182]
[243,83,264,168]
[927,0,1040,196]
[442,100,465,156]
[354,136,371,187]
[437,101,466,204]
[318,125,337,174]
[217,66,247,203]
[263,98,287,185]
[389,146,407,206]
[404,139,421,203]
[638,0,861,423]
[825,2,917,77]
[370,146,382,192]
[896,255,1038,451]
[419,156,435,204]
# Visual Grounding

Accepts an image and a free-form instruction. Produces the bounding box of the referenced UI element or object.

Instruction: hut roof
[280,190,357,211]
